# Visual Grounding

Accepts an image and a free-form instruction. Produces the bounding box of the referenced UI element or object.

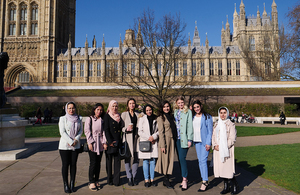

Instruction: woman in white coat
[212,107,238,194]
[58,102,83,193]
[138,104,159,187]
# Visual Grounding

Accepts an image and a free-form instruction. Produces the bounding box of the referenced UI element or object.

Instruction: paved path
[0,134,298,195]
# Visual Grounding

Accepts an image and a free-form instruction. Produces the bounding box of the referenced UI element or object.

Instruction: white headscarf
[215,107,230,163]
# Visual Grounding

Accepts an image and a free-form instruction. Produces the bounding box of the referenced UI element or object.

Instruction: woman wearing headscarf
[212,107,238,194]
[58,102,83,193]
[84,103,107,191]
[138,104,159,187]
[121,98,140,186]
[155,100,177,189]
[173,97,193,191]
[104,100,123,186]
[192,100,213,192]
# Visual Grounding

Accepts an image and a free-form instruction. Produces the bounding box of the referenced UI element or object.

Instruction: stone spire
[272,0,278,29]
[233,3,239,39]
[193,21,200,47]
[205,32,209,52]
[263,3,267,17]
[257,6,261,26]
[92,35,96,48]
[233,3,238,18]
[136,19,143,47]
[119,34,123,56]
[85,35,88,56]
[188,33,191,55]
[68,34,71,57]
[240,0,245,20]
[102,34,105,56]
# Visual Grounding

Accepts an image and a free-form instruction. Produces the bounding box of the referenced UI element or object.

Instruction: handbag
[139,141,151,152]
[119,133,131,160]
[79,142,89,153]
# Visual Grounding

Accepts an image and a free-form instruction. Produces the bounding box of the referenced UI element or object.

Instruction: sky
[75,0,298,48]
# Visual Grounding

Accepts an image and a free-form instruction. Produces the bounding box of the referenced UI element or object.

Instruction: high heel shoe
[198,181,209,192]
[64,182,71,194]
[181,178,188,191]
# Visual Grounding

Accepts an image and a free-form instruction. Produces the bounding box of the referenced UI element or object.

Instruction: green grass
[235,144,300,194]
[25,124,86,138]
[236,126,300,137]
[25,124,300,138]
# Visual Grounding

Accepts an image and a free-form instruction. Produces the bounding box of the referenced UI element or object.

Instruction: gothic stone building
[0,0,279,88]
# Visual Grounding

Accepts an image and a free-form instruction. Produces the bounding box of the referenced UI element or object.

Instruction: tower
[0,0,76,87]
[193,21,200,47]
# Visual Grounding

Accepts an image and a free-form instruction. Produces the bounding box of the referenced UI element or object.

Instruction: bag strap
[89,116,93,136]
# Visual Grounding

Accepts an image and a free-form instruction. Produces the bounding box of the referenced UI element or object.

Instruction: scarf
[164,113,177,140]
[65,102,79,150]
[143,104,156,135]
[107,100,120,123]
[215,107,230,163]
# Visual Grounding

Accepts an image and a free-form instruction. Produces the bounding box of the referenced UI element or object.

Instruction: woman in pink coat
[85,103,107,191]
[212,107,238,194]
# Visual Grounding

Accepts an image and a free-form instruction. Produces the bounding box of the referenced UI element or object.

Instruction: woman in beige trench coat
[121,98,140,186]
[155,100,177,189]
[138,104,159,187]
[212,107,238,194]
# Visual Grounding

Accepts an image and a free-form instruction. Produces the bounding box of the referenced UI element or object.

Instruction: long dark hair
[158,100,173,122]
[192,100,210,119]
[126,98,136,111]
[143,104,157,119]
[91,103,105,119]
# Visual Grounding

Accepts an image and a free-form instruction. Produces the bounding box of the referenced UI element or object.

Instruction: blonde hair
[174,96,189,113]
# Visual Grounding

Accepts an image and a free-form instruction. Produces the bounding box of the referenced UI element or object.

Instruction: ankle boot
[163,175,173,189]
[64,182,71,194]
[220,179,230,194]
[70,180,75,192]
[230,177,239,194]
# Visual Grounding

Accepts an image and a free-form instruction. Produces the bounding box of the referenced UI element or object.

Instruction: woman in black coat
[104,100,123,186]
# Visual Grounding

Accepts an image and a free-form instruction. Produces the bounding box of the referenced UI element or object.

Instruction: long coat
[104,114,123,154]
[137,115,159,159]
[58,115,83,150]
[174,109,193,148]
[121,111,140,157]
[155,116,175,175]
[212,120,236,179]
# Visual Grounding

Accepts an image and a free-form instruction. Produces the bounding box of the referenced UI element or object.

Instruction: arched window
[20,3,28,35]
[249,36,255,51]
[9,4,16,35]
[18,71,30,83]
[31,4,38,35]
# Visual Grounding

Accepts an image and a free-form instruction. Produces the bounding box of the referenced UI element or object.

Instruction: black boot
[128,178,133,186]
[70,180,75,192]
[163,175,173,189]
[220,179,230,194]
[230,177,239,194]
[64,182,71,194]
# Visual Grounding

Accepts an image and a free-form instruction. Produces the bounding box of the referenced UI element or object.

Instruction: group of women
[58,98,238,194]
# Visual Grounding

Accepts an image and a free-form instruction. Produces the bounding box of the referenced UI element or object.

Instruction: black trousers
[88,151,103,183]
[105,151,121,185]
[59,149,79,184]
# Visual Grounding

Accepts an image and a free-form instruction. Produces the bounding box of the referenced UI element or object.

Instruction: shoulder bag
[139,140,151,152]
[119,133,131,160]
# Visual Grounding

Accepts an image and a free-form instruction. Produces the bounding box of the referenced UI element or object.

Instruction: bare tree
[238,27,286,81]
[117,8,200,107]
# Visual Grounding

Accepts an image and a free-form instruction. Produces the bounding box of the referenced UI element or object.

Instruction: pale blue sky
[75,0,298,48]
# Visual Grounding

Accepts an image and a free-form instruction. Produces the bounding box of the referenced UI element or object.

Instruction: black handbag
[139,141,151,152]
[119,133,131,160]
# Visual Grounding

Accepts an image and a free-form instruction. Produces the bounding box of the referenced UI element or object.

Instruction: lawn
[235,126,300,137]
[25,124,86,138]
[235,144,300,194]
[26,124,300,138]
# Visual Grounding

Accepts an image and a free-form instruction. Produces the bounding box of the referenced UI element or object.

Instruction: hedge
[14,102,299,118]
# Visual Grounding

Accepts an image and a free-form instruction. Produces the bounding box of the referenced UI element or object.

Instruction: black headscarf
[143,104,157,135]
[164,112,177,140]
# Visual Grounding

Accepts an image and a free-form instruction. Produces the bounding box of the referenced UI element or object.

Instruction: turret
[92,35,96,48]
[119,34,123,56]
[68,34,72,58]
[271,0,278,30]
[239,0,246,30]
[136,20,143,47]
[225,16,231,44]
[233,3,239,39]
[257,6,261,26]
[193,21,200,47]
[85,36,88,56]
[102,34,106,57]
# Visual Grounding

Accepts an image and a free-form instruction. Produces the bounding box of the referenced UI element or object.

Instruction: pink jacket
[84,116,106,155]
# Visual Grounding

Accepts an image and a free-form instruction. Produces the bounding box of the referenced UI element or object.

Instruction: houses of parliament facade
[0,0,279,89]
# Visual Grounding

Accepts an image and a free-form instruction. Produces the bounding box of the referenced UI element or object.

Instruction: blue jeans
[194,142,209,181]
[142,158,156,180]
[175,139,189,178]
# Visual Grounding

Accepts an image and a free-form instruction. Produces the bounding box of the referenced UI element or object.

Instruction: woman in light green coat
[173,97,193,191]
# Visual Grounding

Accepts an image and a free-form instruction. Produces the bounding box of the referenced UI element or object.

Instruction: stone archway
[4,63,37,88]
